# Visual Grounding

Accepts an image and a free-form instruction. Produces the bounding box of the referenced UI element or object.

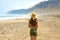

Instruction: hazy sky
[0,0,48,13]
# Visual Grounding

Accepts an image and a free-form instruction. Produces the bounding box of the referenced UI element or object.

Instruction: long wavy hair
[29,18,37,26]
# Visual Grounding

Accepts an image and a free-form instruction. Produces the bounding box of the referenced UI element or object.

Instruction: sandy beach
[0,16,60,40]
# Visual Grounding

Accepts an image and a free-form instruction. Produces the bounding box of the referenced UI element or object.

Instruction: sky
[0,0,48,13]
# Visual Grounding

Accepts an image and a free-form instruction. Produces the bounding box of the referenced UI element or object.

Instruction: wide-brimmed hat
[31,12,36,18]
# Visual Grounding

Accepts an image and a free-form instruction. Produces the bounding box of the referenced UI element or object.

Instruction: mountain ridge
[8,0,60,14]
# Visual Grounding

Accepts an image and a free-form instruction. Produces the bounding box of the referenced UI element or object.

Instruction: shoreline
[0,18,28,23]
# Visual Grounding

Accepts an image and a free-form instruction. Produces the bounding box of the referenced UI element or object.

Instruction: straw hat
[31,12,36,18]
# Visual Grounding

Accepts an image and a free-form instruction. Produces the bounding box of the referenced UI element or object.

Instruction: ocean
[0,14,29,20]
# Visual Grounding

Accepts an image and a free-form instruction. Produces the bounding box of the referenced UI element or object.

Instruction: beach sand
[0,16,60,40]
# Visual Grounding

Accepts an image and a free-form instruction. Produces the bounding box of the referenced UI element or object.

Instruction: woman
[28,13,38,40]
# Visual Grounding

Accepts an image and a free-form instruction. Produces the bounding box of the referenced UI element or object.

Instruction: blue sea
[0,14,29,20]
